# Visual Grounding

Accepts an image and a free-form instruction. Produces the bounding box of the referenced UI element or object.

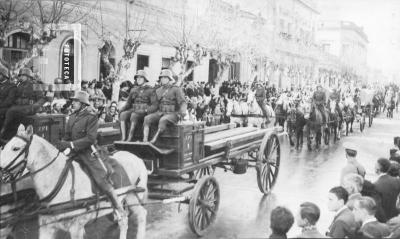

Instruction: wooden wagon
[115,122,289,236]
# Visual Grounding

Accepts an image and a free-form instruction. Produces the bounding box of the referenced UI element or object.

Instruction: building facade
[316,21,369,82]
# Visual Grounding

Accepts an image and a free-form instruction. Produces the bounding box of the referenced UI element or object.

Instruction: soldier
[119,70,157,141]
[255,81,271,124]
[143,69,187,144]
[0,68,45,140]
[0,66,17,130]
[312,84,327,125]
[57,91,127,220]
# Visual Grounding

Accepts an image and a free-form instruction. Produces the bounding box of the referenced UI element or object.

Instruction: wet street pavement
[9,113,400,239]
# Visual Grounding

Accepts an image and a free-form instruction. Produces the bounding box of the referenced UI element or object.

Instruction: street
[9,113,400,239]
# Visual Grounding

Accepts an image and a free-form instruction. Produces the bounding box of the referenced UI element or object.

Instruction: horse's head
[329,100,337,114]
[0,125,34,182]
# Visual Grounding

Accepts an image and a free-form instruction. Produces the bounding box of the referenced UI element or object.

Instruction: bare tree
[1,0,97,76]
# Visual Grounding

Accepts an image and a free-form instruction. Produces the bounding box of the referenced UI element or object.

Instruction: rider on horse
[57,91,127,220]
[312,84,327,125]
[255,81,271,124]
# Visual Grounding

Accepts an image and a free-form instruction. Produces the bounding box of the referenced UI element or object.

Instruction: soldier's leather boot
[120,121,127,141]
[126,123,136,142]
[143,126,150,142]
[107,188,127,221]
[150,129,161,144]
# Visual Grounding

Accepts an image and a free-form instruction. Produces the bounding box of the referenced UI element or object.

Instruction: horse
[0,125,148,239]
[274,94,289,128]
[326,100,341,144]
[286,102,306,149]
[342,97,356,136]
[303,99,328,150]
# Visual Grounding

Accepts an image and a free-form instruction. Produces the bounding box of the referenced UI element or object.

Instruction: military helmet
[134,70,149,82]
[18,67,33,79]
[70,91,91,105]
[158,69,175,82]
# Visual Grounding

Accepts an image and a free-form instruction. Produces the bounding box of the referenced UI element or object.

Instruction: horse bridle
[0,135,32,183]
[0,135,61,184]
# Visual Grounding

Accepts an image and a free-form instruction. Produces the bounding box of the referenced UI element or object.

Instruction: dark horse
[342,102,355,136]
[287,104,306,149]
[304,100,329,150]
[274,96,289,128]
[326,100,342,144]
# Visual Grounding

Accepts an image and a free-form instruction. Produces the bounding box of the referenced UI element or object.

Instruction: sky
[225,0,400,79]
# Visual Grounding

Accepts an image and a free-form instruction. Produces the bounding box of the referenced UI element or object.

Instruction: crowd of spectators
[268,139,400,239]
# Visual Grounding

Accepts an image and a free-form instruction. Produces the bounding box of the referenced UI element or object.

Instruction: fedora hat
[158,69,175,82]
[134,70,149,82]
[18,68,33,79]
[70,91,90,105]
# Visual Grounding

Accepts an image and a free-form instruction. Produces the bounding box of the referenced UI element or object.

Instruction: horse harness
[0,135,74,208]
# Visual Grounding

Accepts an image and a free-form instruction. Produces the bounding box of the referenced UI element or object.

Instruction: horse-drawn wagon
[0,114,288,238]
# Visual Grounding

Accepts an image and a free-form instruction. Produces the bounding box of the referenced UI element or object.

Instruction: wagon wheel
[256,133,281,194]
[188,176,220,236]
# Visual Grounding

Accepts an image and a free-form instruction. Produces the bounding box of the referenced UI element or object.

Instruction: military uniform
[120,85,157,124]
[0,80,17,127]
[1,79,45,139]
[255,85,269,119]
[143,84,187,132]
[60,108,113,191]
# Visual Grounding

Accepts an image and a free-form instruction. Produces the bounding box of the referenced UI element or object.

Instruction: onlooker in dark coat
[361,179,387,223]
[353,196,391,238]
[374,158,400,220]
[269,206,294,239]
[327,186,357,238]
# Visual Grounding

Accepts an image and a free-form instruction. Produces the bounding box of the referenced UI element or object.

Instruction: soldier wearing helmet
[119,70,157,141]
[143,69,187,143]
[56,91,127,220]
[0,66,16,132]
[0,68,45,141]
[254,81,271,124]
[312,84,327,125]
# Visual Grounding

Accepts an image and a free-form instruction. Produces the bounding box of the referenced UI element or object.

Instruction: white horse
[247,91,262,115]
[0,125,148,239]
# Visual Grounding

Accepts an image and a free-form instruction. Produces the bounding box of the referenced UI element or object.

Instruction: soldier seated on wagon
[119,70,157,141]
[0,68,45,141]
[143,69,187,144]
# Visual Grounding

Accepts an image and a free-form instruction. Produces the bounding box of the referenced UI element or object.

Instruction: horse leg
[126,194,147,239]
[69,223,86,239]
[38,225,58,239]
[350,118,354,133]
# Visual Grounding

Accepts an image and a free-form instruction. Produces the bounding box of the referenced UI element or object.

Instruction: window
[1,32,31,66]
[229,62,240,81]
[161,57,171,69]
[137,54,149,70]
[185,61,194,82]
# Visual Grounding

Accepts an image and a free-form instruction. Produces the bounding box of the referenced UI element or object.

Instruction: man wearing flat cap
[0,67,45,141]
[143,69,187,143]
[0,66,16,131]
[340,142,366,184]
[255,81,271,124]
[56,90,127,220]
[119,70,157,141]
